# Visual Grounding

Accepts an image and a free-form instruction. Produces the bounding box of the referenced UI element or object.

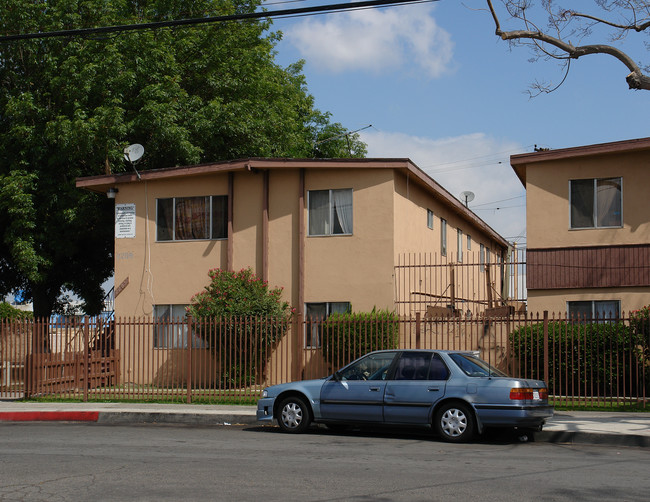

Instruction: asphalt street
[1,423,649,501]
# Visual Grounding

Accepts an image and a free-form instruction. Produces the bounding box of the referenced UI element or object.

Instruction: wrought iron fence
[1,312,647,409]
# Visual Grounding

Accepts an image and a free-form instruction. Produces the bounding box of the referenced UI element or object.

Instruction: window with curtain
[153,304,206,348]
[308,189,353,236]
[568,300,620,322]
[570,177,622,229]
[305,302,351,348]
[156,195,227,241]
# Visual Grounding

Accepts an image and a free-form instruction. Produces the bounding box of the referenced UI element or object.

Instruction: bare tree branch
[486,0,650,91]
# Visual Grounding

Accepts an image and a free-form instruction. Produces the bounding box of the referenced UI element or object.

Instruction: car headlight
[262,390,268,398]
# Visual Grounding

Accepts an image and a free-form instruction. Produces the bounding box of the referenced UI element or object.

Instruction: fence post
[292,313,302,381]
[186,315,193,404]
[415,312,421,349]
[543,310,549,385]
[83,316,89,402]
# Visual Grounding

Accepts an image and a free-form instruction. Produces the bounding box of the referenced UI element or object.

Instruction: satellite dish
[124,144,144,164]
[460,191,475,207]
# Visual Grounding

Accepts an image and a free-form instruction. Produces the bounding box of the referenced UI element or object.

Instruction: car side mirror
[332,371,341,382]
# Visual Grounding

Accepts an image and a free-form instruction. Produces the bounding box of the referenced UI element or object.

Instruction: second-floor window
[157,195,227,241]
[308,189,353,236]
[457,228,463,262]
[570,177,622,229]
[440,218,447,256]
[427,209,434,229]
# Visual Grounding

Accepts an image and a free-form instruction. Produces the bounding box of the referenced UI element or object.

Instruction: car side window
[337,352,397,381]
[429,354,450,380]
[394,352,433,380]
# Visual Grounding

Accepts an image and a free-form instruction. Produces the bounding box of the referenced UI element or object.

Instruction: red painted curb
[0,411,100,422]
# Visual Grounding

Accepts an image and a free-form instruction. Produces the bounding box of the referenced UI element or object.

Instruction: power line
[0,0,437,43]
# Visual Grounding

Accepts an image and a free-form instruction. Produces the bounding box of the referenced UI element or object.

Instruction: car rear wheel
[277,396,312,433]
[435,402,475,443]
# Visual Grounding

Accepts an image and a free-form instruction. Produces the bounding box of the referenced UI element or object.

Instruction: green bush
[510,320,647,397]
[321,309,400,371]
[0,302,33,321]
[187,268,291,389]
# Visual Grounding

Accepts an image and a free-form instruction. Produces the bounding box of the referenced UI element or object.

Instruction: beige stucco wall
[391,171,509,315]
[113,175,229,317]
[303,168,396,312]
[528,288,650,315]
[112,167,400,318]
[526,150,650,249]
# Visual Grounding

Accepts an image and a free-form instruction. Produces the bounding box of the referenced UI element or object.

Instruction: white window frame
[307,189,353,237]
[567,300,621,321]
[427,209,434,229]
[467,235,471,251]
[156,195,228,242]
[569,177,623,230]
[457,228,463,262]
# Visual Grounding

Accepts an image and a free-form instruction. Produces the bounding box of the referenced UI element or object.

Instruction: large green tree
[0,0,366,318]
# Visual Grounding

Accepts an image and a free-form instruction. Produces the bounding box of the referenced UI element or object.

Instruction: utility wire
[0,0,437,43]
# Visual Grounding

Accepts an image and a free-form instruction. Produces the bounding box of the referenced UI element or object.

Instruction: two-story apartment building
[511,137,650,317]
[77,158,508,331]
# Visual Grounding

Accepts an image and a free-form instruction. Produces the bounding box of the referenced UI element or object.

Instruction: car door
[383,352,449,425]
[320,351,398,423]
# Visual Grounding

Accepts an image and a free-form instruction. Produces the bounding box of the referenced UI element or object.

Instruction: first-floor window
[157,195,227,241]
[567,300,620,321]
[153,304,206,348]
[305,302,351,348]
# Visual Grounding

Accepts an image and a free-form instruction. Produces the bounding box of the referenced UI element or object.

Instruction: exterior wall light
[107,187,119,199]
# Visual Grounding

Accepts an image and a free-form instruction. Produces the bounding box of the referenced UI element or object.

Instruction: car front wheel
[435,402,475,443]
[277,396,312,433]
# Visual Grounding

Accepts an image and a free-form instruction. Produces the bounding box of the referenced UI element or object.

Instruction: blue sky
[266,0,649,246]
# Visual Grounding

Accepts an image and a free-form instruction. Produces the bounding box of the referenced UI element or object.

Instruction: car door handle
[369,387,380,392]
[427,387,440,392]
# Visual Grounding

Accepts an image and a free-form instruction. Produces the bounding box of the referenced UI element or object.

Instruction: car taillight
[510,388,548,400]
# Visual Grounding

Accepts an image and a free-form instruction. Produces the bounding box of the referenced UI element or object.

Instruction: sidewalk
[1,401,649,447]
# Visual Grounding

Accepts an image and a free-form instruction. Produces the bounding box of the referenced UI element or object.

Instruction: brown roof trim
[76,157,508,249]
[510,136,650,186]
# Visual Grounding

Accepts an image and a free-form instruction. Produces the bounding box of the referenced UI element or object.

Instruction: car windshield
[448,353,507,377]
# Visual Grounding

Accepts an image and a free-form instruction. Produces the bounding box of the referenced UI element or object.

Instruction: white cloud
[285,5,454,78]
[359,130,528,242]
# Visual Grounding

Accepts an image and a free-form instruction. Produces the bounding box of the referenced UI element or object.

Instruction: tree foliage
[0,0,367,317]
[487,0,650,93]
[187,267,291,388]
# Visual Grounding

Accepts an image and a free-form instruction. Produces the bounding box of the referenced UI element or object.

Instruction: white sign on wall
[115,203,136,239]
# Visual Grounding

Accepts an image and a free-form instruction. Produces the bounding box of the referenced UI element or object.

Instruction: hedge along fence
[510,317,649,404]
[320,309,400,373]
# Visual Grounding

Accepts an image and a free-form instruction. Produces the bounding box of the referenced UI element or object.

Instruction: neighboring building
[511,137,650,317]
[77,158,508,333]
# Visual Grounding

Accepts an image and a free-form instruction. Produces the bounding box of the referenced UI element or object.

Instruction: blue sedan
[257,350,553,442]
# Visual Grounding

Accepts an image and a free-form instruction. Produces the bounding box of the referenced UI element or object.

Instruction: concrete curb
[1,407,648,447]
[96,411,258,426]
[538,430,650,448]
